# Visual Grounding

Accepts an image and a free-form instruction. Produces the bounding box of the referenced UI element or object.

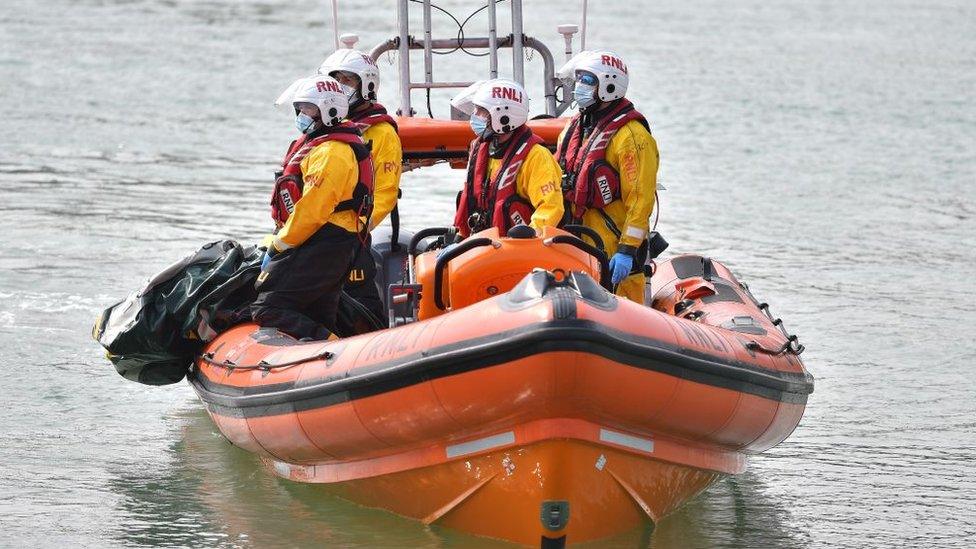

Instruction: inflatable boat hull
[191,264,811,546]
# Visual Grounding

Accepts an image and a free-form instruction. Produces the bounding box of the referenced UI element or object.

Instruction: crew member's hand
[261,249,276,271]
[609,252,634,285]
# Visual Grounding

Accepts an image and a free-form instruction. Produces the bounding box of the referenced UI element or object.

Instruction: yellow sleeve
[605,119,658,248]
[516,144,565,232]
[273,141,358,251]
[362,122,403,230]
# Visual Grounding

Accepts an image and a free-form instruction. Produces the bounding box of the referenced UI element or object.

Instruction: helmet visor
[274,78,306,107]
[577,72,598,86]
[450,80,486,116]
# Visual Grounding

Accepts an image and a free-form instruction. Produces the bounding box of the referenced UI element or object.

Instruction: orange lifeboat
[397,116,568,167]
[190,226,812,547]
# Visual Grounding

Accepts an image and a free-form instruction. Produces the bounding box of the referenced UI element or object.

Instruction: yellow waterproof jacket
[487,143,565,232]
[362,121,402,230]
[558,117,658,303]
[271,140,362,252]
[557,118,659,251]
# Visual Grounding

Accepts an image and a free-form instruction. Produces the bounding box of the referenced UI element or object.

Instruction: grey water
[1,0,974,547]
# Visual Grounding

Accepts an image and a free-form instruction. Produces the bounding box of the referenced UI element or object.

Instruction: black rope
[456,1,510,57]
[198,348,334,372]
[402,0,511,119]
[751,302,805,355]
[746,335,805,356]
[407,0,514,58]
[408,0,463,55]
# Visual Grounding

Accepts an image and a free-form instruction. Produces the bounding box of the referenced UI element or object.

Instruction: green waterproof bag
[92,240,263,385]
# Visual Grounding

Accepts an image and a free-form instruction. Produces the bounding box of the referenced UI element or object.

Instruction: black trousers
[251,226,359,340]
[342,233,386,327]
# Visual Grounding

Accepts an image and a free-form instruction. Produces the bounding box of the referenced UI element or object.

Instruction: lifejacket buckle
[561,172,576,192]
[467,212,484,233]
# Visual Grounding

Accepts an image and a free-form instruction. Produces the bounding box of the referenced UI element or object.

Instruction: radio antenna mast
[579,0,588,50]
[331,0,341,50]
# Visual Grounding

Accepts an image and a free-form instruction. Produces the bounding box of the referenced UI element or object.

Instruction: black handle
[409,227,452,257]
[545,235,612,290]
[433,237,494,310]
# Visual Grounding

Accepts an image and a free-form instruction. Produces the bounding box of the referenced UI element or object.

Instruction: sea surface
[1,0,974,547]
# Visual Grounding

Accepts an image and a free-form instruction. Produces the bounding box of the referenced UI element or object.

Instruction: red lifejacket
[454,125,544,237]
[351,102,398,133]
[556,99,650,221]
[270,122,375,229]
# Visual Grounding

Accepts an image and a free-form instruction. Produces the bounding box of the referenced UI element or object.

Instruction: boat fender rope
[746,335,805,356]
[198,349,334,371]
[752,302,805,355]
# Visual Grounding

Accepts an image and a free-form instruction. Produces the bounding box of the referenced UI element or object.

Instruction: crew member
[255,75,374,340]
[318,49,402,325]
[451,79,563,237]
[555,50,659,303]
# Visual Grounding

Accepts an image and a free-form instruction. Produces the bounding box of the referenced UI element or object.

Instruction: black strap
[390,202,401,251]
[350,140,372,161]
[595,208,622,239]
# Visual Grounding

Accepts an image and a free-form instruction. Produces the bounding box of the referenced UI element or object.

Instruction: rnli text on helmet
[316,80,342,93]
[491,87,524,102]
[359,53,377,67]
[601,55,628,74]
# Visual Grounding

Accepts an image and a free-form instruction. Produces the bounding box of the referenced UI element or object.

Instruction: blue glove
[608,252,634,285]
[260,249,275,271]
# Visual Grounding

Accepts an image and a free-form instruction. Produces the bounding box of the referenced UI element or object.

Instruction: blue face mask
[469,115,490,138]
[296,112,316,134]
[573,82,598,109]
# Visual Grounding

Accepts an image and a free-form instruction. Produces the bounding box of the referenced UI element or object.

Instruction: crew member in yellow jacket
[451,79,563,237]
[255,76,375,341]
[555,50,659,303]
[318,49,403,325]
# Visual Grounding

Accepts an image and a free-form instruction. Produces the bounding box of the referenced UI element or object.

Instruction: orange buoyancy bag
[270,122,375,229]
[454,125,543,236]
[556,99,649,221]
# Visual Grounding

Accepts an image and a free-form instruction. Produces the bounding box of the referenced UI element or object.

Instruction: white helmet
[288,75,349,127]
[557,50,629,102]
[450,78,530,134]
[318,49,380,104]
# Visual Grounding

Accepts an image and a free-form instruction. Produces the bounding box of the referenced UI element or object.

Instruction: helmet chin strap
[489,129,518,156]
[580,99,603,114]
[348,90,367,110]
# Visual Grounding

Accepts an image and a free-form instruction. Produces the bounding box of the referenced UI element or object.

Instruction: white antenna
[331,0,341,50]
[579,0,588,50]
[340,33,359,49]
[558,24,578,63]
